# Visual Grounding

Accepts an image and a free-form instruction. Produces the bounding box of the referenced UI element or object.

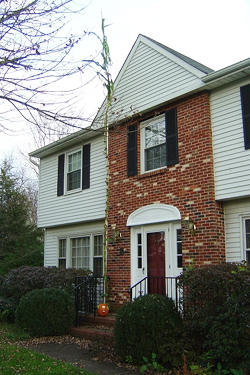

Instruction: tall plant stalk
[87,19,114,301]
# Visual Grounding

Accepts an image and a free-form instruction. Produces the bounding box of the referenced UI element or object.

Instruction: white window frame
[58,238,67,268]
[57,234,104,273]
[242,217,250,264]
[140,114,166,174]
[65,148,82,193]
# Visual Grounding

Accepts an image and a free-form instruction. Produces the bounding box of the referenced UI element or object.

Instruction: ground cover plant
[0,322,96,375]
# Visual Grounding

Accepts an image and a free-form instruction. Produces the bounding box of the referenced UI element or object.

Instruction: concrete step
[81,314,116,328]
[70,313,116,344]
[70,325,114,345]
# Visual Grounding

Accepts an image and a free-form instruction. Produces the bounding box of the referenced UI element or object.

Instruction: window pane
[146,144,166,171]
[246,251,250,265]
[71,237,90,270]
[59,239,66,257]
[177,229,182,268]
[94,235,103,256]
[93,258,103,277]
[68,151,81,172]
[145,119,166,148]
[67,170,81,190]
[246,220,250,249]
[67,151,81,191]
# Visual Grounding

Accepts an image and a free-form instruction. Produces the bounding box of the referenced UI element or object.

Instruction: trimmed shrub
[0,296,18,323]
[114,294,185,369]
[0,266,90,300]
[15,288,74,337]
[179,262,250,370]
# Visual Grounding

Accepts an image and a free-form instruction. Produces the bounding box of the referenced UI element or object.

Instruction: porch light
[183,216,196,235]
[111,224,121,242]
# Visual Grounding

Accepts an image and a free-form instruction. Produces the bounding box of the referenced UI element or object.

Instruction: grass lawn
[0,322,97,375]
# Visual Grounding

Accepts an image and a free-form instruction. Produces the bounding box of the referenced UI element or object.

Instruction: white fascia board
[141,36,208,78]
[202,58,250,84]
[29,127,103,159]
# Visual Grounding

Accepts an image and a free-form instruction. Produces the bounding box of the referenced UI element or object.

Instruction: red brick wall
[107,92,225,309]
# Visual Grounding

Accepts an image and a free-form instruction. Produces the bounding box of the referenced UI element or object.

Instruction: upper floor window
[57,144,90,196]
[240,84,250,149]
[138,108,178,174]
[144,116,166,171]
[67,150,81,191]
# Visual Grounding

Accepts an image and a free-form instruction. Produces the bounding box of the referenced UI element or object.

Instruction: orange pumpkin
[97,303,109,317]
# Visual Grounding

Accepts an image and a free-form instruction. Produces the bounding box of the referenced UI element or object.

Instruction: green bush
[114,294,185,369]
[179,262,250,370]
[0,296,18,323]
[0,266,90,301]
[15,288,74,337]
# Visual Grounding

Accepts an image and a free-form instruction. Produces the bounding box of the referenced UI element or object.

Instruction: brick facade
[107,91,225,309]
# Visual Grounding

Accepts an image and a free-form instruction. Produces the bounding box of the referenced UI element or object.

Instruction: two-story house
[29,128,106,276]
[30,35,250,311]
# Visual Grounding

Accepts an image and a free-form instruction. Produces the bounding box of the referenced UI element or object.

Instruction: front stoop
[70,314,116,345]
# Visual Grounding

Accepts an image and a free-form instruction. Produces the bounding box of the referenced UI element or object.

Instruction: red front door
[147,232,165,295]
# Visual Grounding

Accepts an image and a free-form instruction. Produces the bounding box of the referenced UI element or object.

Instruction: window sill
[138,167,167,179]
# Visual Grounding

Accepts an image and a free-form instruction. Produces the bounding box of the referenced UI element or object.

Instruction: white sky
[1,0,250,160]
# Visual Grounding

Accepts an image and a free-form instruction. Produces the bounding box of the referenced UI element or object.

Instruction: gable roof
[93,34,212,127]
[142,36,213,75]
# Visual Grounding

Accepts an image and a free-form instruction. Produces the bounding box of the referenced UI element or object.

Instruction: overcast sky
[1,0,250,159]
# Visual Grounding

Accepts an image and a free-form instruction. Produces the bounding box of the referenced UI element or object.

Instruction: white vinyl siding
[211,78,250,200]
[37,135,106,228]
[100,41,204,125]
[224,199,250,262]
[44,221,104,267]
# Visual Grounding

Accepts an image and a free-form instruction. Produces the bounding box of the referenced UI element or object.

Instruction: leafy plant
[179,262,250,370]
[114,294,187,369]
[0,266,90,301]
[16,288,74,337]
[140,353,166,373]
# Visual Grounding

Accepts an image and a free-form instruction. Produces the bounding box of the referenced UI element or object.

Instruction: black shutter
[57,154,65,196]
[127,124,137,176]
[82,143,90,189]
[241,84,250,149]
[165,108,178,166]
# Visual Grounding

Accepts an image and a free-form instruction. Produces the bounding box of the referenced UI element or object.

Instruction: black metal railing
[129,276,183,312]
[74,276,106,326]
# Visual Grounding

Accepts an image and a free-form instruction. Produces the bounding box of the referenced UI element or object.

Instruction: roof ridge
[141,35,214,74]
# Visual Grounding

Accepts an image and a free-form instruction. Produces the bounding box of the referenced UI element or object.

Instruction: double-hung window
[128,108,178,175]
[93,235,104,277]
[240,84,250,149]
[67,150,81,191]
[144,116,167,171]
[244,218,250,264]
[71,237,90,270]
[57,144,90,196]
[58,239,67,268]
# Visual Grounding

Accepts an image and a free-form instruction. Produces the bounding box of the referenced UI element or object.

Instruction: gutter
[202,58,250,83]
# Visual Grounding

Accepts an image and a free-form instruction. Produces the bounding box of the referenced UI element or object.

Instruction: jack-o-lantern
[97,303,109,317]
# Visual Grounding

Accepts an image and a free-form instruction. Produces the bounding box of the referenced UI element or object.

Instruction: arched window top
[127,204,181,226]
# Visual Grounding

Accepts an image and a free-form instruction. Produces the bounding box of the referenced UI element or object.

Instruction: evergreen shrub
[16,288,74,337]
[179,262,250,370]
[0,266,90,301]
[0,296,18,323]
[113,294,185,369]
